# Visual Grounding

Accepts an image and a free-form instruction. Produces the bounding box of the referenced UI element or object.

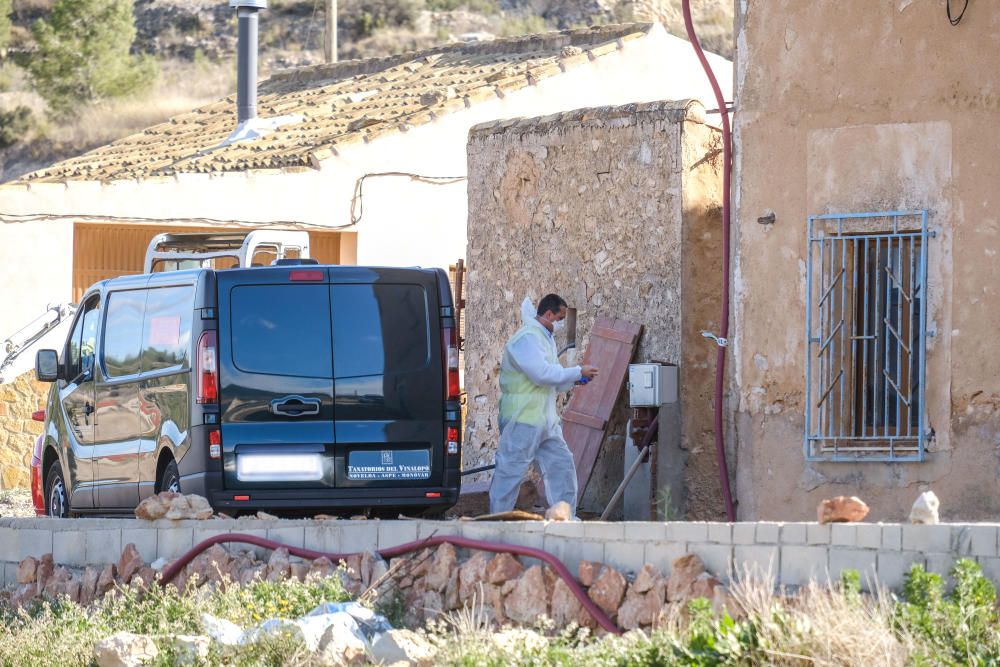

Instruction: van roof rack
[143,229,311,273]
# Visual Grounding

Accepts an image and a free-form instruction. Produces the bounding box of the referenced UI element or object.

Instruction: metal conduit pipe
[157,532,623,635]
[682,0,736,522]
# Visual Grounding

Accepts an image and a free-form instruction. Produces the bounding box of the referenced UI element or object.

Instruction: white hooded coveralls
[488,298,583,515]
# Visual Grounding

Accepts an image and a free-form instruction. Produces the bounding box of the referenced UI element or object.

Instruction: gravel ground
[0,489,36,518]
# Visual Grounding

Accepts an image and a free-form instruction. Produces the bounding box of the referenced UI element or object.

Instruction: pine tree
[27,0,156,117]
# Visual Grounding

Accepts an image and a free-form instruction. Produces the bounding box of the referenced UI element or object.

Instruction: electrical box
[628,363,678,407]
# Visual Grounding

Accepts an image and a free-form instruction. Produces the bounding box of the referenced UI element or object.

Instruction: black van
[33,264,462,517]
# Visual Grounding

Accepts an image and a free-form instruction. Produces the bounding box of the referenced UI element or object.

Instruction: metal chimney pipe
[230,0,266,124]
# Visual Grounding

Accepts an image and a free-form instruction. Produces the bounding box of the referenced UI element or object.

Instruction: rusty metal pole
[324,0,337,63]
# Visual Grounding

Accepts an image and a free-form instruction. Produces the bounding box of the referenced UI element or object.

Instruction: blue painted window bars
[805,211,930,462]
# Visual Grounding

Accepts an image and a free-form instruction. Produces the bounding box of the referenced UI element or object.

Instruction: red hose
[682,0,736,522]
[158,532,622,634]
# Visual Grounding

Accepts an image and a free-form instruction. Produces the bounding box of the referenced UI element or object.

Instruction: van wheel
[45,464,69,518]
[159,460,181,494]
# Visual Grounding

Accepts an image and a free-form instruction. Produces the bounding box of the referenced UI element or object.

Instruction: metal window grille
[805,211,930,462]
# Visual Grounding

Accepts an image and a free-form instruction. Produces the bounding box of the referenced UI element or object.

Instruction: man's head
[536,294,568,331]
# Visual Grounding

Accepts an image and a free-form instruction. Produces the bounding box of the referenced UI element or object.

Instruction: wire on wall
[947,0,969,26]
[350,172,467,226]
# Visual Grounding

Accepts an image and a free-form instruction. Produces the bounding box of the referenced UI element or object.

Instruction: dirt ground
[0,489,35,518]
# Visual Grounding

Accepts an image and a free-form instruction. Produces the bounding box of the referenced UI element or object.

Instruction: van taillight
[196,331,218,404]
[443,327,460,401]
[447,426,459,455]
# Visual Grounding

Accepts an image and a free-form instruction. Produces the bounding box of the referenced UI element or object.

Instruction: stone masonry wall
[5,517,1000,597]
[464,100,723,517]
[0,371,46,490]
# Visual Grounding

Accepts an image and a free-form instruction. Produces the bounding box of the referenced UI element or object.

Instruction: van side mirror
[35,349,61,382]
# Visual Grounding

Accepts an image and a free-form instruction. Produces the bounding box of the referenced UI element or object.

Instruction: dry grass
[44,58,235,148]
[729,568,910,666]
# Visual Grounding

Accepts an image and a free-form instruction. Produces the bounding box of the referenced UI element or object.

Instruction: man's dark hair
[537,294,568,316]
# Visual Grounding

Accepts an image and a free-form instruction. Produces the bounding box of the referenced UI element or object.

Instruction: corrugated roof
[22,24,653,184]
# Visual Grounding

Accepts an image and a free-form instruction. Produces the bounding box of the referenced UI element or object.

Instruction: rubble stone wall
[0,371,46,490]
[5,517,1000,597]
[464,100,724,518]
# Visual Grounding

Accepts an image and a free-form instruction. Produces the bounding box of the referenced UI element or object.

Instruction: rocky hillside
[0,0,732,182]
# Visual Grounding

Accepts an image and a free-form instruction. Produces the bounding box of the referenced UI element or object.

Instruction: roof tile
[21,24,652,183]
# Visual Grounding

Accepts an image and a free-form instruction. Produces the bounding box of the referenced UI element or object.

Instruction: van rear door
[330,269,444,489]
[217,268,335,490]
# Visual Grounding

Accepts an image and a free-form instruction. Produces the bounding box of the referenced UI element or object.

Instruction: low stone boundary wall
[2,518,997,591]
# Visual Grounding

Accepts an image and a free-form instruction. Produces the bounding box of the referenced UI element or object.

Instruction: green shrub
[498,14,549,37]
[0,574,350,667]
[338,0,421,41]
[425,0,498,14]
[0,0,12,50]
[0,104,33,147]
[895,559,1000,666]
[26,0,157,118]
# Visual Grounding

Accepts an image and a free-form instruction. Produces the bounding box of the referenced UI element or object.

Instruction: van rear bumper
[207,486,459,512]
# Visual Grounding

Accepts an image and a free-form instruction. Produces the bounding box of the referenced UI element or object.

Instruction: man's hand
[581,365,599,380]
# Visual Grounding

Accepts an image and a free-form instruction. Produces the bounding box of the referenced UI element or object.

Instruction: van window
[230,284,332,378]
[332,284,430,379]
[142,285,194,372]
[103,290,145,377]
[67,296,100,382]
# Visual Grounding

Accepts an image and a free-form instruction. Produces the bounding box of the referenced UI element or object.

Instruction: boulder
[483,583,507,625]
[485,552,523,585]
[503,565,549,624]
[96,564,118,597]
[166,635,210,666]
[135,492,179,520]
[544,501,573,521]
[617,590,661,630]
[186,495,214,520]
[266,547,291,582]
[35,553,54,595]
[588,566,626,616]
[712,585,744,619]
[817,496,870,524]
[317,621,368,666]
[93,632,159,667]
[420,589,445,617]
[310,557,336,580]
[687,572,723,601]
[666,554,706,602]
[256,511,279,520]
[910,491,940,525]
[632,564,662,594]
[550,576,594,628]
[458,551,492,602]
[131,567,158,591]
[425,543,458,592]
[290,562,310,582]
[443,569,461,611]
[165,495,193,521]
[117,543,144,585]
[80,566,100,606]
[43,566,72,598]
[11,583,36,609]
[16,557,38,584]
[370,629,436,667]
[578,560,600,587]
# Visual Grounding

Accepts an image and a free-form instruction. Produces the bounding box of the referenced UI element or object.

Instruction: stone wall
[5,517,1000,597]
[0,371,46,490]
[464,100,724,518]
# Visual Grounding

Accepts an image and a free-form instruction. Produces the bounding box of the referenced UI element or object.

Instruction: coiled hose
[158,532,622,634]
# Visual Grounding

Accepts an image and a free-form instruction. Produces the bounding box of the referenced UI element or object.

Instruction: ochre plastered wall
[733,0,998,520]
[464,100,724,518]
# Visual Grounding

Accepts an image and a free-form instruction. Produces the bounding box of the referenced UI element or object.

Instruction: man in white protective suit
[488,294,600,516]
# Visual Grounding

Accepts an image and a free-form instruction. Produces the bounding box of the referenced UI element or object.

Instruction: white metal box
[628,363,678,407]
